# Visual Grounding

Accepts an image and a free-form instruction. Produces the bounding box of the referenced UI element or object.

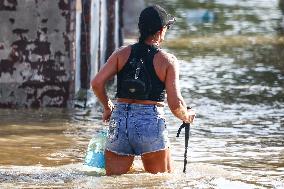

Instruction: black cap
[138,5,175,35]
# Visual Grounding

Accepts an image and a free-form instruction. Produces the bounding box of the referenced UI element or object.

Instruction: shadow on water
[0,0,284,188]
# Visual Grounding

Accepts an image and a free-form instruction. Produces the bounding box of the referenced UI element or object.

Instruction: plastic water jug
[84,129,108,170]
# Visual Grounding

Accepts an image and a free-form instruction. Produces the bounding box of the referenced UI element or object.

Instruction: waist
[113,102,165,116]
[117,98,165,107]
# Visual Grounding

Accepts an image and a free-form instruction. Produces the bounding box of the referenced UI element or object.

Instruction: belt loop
[125,104,130,111]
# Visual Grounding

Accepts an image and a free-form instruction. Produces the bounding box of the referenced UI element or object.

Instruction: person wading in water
[91,5,196,175]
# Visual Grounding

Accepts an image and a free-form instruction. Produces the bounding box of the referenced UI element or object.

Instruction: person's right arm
[91,49,120,122]
[164,54,195,123]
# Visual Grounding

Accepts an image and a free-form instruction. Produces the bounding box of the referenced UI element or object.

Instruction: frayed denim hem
[105,146,170,156]
[105,148,135,156]
[141,146,170,156]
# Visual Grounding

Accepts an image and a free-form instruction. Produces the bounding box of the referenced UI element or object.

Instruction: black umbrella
[176,107,191,173]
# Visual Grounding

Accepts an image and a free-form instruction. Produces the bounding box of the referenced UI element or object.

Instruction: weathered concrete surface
[0,0,74,107]
[0,0,126,108]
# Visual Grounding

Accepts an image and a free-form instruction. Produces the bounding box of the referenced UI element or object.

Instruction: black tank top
[116,43,166,101]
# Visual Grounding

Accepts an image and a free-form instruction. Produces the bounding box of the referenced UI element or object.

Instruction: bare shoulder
[113,45,131,57]
[114,45,132,70]
[155,49,178,67]
[152,49,178,82]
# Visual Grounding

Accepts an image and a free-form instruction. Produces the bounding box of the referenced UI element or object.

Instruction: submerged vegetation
[164,35,284,74]
[164,35,284,51]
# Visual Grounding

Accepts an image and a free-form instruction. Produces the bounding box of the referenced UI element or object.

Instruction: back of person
[116,42,166,102]
[91,5,196,176]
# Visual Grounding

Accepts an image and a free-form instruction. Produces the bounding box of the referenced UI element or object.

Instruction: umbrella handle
[176,107,192,136]
[176,107,192,173]
[176,123,186,137]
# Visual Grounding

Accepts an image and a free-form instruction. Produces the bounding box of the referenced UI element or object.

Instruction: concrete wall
[0,0,122,108]
[0,0,74,107]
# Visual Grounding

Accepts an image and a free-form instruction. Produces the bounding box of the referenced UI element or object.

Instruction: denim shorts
[105,102,169,156]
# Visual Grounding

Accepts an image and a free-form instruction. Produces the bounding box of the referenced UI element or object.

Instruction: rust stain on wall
[0,0,18,11]
[0,0,123,108]
[58,0,69,10]
[0,0,74,107]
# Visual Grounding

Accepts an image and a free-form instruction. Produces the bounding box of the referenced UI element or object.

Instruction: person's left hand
[102,100,114,123]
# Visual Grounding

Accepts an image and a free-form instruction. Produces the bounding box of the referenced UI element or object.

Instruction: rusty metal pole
[280,0,284,14]
[80,0,91,90]
[119,0,124,47]
[106,0,116,62]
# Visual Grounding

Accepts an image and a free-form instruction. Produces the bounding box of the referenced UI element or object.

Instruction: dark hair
[138,30,154,43]
[138,5,175,43]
